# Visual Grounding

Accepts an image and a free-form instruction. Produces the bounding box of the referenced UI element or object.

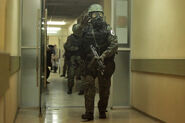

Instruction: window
[114,0,130,47]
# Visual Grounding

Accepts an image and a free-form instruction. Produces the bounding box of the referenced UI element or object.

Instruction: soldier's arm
[75,15,90,37]
[101,32,118,59]
[64,36,79,51]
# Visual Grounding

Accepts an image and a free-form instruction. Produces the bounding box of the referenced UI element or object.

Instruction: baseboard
[13,107,20,123]
[110,106,131,109]
[132,106,166,123]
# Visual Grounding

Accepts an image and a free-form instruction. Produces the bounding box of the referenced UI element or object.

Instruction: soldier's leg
[67,57,75,94]
[78,78,84,95]
[75,56,84,95]
[67,65,75,94]
[98,61,115,118]
[61,59,67,77]
[66,60,70,78]
[82,75,96,120]
[98,76,111,115]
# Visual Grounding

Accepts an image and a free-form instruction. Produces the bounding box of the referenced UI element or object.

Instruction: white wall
[0,0,21,122]
[131,0,185,122]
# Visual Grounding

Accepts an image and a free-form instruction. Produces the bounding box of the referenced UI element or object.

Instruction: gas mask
[90,12,105,28]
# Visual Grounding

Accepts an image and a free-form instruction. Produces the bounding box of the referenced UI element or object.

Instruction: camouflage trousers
[84,60,115,113]
[62,58,70,76]
[68,56,83,89]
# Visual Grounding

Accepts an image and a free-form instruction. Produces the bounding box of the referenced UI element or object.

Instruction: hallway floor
[46,73,99,107]
[15,108,161,123]
[15,73,161,123]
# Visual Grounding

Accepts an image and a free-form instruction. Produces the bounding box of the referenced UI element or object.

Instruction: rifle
[89,45,105,75]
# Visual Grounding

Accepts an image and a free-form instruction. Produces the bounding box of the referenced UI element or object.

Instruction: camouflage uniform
[79,4,118,121]
[61,49,70,77]
[64,24,84,94]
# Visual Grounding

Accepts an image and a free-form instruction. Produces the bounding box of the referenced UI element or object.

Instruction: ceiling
[46,0,103,27]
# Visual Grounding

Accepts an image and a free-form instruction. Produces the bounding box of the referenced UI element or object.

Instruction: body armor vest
[83,24,110,56]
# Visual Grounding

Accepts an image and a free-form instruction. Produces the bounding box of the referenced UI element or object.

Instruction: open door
[39,2,48,116]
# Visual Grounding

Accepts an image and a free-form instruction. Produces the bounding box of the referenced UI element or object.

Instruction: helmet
[88,4,103,13]
[72,24,80,32]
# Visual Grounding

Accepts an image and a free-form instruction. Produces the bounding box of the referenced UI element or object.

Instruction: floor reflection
[15,108,161,123]
[46,73,99,107]
[15,73,162,123]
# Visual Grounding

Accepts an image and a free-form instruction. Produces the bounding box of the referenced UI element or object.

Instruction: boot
[81,112,94,121]
[99,111,106,119]
[60,74,65,77]
[67,88,72,94]
[78,90,84,95]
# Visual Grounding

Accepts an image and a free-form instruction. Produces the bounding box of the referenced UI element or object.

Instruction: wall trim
[0,53,10,97]
[110,106,131,109]
[131,59,185,76]
[10,56,20,75]
[132,106,165,123]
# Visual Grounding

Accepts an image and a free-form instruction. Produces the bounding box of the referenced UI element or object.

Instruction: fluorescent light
[47,31,58,34]
[47,21,66,25]
[47,27,61,31]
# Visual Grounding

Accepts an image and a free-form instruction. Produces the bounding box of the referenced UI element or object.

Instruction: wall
[0,0,7,52]
[0,0,20,123]
[104,0,111,25]
[49,36,59,46]
[0,0,7,122]
[131,0,185,122]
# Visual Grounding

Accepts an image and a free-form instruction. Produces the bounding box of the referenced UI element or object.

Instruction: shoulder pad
[107,24,112,31]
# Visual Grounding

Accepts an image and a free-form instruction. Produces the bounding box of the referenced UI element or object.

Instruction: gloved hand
[94,54,105,62]
[99,54,106,62]
[81,15,90,26]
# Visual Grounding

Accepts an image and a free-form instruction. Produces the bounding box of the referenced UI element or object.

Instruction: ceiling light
[47,21,66,25]
[47,27,61,31]
[47,31,58,34]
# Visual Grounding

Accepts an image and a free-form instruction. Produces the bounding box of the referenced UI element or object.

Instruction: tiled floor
[15,108,161,123]
[15,73,161,123]
[46,73,99,107]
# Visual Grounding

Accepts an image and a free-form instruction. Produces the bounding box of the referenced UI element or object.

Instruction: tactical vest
[83,24,110,56]
[69,34,82,56]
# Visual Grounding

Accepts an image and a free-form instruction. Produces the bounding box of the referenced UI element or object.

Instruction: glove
[81,15,90,26]
[94,55,104,62]
[99,54,106,62]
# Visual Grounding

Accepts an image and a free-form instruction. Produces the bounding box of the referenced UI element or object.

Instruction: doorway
[39,0,105,115]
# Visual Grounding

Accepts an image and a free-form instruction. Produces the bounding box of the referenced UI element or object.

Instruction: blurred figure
[60,49,70,77]
[46,45,54,84]
[51,45,58,73]
[64,24,84,94]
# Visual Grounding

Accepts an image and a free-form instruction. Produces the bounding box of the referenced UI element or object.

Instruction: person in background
[60,49,70,77]
[46,45,54,84]
[64,24,84,94]
[51,45,58,73]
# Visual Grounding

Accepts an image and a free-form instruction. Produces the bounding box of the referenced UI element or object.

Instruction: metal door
[39,7,48,116]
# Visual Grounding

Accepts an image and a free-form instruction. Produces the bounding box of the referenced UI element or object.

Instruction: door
[39,1,48,116]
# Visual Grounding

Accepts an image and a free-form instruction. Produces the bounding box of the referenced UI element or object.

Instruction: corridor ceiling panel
[46,0,103,19]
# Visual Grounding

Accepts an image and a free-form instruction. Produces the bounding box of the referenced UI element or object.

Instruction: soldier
[78,4,118,121]
[64,24,84,94]
[60,49,70,77]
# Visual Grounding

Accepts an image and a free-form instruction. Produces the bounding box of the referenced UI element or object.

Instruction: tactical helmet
[72,24,79,32]
[88,4,103,13]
